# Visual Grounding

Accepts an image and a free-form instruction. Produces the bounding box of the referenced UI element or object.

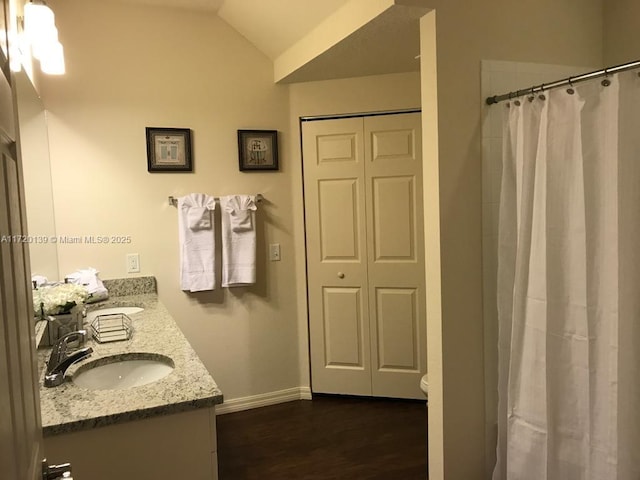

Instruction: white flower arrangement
[33,283,89,317]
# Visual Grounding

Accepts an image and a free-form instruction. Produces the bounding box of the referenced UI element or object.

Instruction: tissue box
[44,305,84,347]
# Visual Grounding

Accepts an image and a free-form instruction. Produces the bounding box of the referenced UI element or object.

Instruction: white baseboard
[216,387,312,415]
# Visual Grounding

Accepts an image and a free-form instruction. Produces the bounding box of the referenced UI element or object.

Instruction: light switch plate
[269,243,281,262]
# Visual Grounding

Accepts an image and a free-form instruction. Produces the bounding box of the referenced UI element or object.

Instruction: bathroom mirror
[15,70,60,282]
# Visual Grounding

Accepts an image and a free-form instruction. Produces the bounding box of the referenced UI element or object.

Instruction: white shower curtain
[494,70,640,480]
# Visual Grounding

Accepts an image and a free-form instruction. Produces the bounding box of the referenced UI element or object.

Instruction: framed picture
[238,130,279,171]
[146,127,192,172]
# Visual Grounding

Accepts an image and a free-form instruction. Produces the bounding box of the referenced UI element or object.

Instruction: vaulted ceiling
[105,0,429,83]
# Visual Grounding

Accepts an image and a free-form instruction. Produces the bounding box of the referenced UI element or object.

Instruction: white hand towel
[178,193,216,292]
[220,195,257,287]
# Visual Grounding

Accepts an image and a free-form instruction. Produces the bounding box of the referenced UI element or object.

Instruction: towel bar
[168,194,263,206]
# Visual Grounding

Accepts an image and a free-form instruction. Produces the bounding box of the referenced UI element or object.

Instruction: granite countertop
[38,278,223,437]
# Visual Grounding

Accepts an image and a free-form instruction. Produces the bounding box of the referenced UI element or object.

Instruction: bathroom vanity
[37,277,223,480]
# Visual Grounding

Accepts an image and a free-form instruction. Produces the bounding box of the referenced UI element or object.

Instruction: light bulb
[24,2,55,45]
[31,25,58,60]
[40,41,65,75]
[24,2,65,75]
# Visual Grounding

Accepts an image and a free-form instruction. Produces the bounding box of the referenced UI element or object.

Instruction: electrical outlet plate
[126,253,140,273]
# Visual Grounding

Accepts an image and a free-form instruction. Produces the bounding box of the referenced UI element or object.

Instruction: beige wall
[37,0,423,404]
[421,1,603,478]
[41,0,299,401]
[604,0,640,64]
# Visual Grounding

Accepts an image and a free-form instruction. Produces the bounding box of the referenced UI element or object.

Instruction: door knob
[337,272,345,279]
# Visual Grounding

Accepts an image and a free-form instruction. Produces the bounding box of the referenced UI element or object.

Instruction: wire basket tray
[90,313,132,343]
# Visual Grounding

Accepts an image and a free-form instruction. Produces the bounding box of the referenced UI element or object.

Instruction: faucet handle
[56,329,87,348]
[60,329,86,343]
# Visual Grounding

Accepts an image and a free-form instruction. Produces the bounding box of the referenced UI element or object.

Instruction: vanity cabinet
[39,284,223,480]
[44,406,218,480]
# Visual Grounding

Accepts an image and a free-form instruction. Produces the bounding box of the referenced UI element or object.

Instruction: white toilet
[420,374,429,403]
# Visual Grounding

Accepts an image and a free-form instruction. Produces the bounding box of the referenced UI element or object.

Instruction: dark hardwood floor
[217,395,428,480]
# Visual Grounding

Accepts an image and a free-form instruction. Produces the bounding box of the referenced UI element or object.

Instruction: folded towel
[178,193,216,292]
[220,195,257,287]
[230,207,253,233]
[64,267,109,302]
[31,275,48,287]
[187,207,212,230]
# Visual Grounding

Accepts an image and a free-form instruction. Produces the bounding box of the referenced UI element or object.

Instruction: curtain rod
[485,59,640,105]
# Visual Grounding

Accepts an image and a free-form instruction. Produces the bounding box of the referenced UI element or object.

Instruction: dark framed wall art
[237,129,279,171]
[146,127,192,172]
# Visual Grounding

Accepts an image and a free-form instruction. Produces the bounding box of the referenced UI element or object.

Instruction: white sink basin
[72,353,174,390]
[86,306,144,323]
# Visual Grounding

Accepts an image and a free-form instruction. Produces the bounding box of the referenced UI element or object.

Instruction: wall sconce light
[23,0,65,75]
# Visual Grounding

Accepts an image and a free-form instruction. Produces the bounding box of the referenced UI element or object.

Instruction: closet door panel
[375,287,420,371]
[303,117,372,396]
[322,287,366,368]
[365,113,426,399]
[372,175,417,262]
[318,179,361,261]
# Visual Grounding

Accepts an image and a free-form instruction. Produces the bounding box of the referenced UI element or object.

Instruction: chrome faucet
[44,330,93,388]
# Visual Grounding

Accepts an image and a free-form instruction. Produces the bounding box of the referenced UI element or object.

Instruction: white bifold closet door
[303,112,426,400]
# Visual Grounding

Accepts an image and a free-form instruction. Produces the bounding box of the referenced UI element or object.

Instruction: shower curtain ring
[538,84,546,101]
[506,92,514,107]
[602,69,611,87]
[567,77,575,95]
[527,90,535,102]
